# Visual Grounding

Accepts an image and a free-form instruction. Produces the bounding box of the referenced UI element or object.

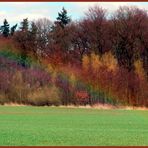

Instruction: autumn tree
[111,6,146,72]
[82,54,90,73]
[34,18,52,58]
[50,7,72,63]
[13,18,36,66]
[13,19,29,66]
[83,5,109,55]
[70,22,90,61]
[90,52,101,74]
[28,22,38,58]
[6,6,148,107]
[8,71,28,103]
[134,9,148,79]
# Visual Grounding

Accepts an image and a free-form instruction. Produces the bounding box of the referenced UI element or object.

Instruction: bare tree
[34,18,53,57]
[84,5,108,55]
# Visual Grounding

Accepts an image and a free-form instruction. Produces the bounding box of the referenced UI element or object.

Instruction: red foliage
[75,90,90,105]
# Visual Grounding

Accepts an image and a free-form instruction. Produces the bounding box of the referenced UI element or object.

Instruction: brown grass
[2,103,148,110]
[4,103,27,106]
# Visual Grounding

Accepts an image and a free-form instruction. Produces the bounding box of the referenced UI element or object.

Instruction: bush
[28,85,61,106]
[0,93,7,105]
[7,71,29,103]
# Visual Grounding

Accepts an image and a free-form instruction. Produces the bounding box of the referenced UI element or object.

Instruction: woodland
[0,6,148,107]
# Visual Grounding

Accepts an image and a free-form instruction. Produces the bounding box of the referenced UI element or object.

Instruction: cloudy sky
[0,2,148,26]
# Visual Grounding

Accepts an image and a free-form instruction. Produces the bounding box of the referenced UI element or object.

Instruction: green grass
[0,106,148,146]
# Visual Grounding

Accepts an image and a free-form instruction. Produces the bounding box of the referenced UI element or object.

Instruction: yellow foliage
[82,54,90,72]
[9,71,29,102]
[28,85,61,106]
[90,52,101,73]
[51,71,57,83]
[69,73,76,88]
[101,51,117,71]
[47,63,54,73]
[82,51,118,75]
[134,60,145,78]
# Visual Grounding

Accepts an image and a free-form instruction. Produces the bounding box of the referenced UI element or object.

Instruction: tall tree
[70,22,90,61]
[13,18,30,67]
[49,7,72,64]
[28,22,38,58]
[56,7,71,28]
[34,18,52,58]
[1,19,10,38]
[20,18,29,32]
[134,10,148,79]
[84,5,109,55]
[111,6,143,72]
[10,24,17,36]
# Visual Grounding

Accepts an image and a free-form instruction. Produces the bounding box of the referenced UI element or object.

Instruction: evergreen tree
[1,19,10,37]
[20,18,29,32]
[30,22,37,36]
[30,22,37,41]
[15,18,29,67]
[10,24,17,36]
[56,7,71,28]
[29,22,38,57]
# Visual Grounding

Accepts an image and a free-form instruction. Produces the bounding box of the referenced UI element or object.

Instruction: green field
[0,106,148,146]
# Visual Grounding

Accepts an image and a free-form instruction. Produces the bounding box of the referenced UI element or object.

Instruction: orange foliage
[82,54,90,72]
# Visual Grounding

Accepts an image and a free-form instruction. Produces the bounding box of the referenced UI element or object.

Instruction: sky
[0,2,148,26]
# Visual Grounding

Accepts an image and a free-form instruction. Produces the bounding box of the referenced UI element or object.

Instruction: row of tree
[0,19,17,37]
[4,6,146,76]
[0,5,148,106]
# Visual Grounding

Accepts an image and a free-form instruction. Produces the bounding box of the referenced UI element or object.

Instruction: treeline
[0,5,148,106]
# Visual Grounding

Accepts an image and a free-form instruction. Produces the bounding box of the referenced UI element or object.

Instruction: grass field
[0,106,148,146]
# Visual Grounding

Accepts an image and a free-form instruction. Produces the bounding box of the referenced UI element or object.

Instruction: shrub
[75,90,90,105]
[7,71,29,103]
[0,93,7,105]
[28,85,61,106]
